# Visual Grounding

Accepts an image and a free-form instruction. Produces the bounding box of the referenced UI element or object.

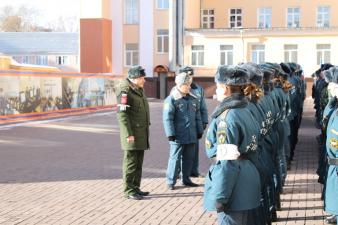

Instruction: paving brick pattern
[0,99,326,224]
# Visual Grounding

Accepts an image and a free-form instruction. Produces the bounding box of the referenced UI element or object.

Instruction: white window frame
[157,29,169,53]
[251,45,265,64]
[287,7,300,28]
[201,9,215,29]
[316,44,331,65]
[36,55,48,65]
[157,0,169,9]
[125,43,139,67]
[220,45,233,66]
[56,56,69,65]
[258,7,272,28]
[125,0,139,24]
[284,45,298,63]
[191,45,204,67]
[229,8,242,28]
[317,6,330,27]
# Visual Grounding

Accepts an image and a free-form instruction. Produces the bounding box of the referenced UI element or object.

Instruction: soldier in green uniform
[116,66,150,200]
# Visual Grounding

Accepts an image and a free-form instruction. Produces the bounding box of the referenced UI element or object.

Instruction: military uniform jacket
[116,79,150,151]
[163,86,203,144]
[204,94,261,211]
[190,82,209,125]
[325,108,338,215]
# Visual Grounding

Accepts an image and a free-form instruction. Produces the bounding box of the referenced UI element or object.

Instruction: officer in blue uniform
[204,65,261,225]
[178,66,208,177]
[324,66,338,225]
[163,71,204,190]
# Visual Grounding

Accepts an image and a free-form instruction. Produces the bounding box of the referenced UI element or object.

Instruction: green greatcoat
[116,79,150,151]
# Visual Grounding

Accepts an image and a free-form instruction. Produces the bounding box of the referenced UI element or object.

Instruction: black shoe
[137,190,150,196]
[127,193,143,200]
[183,181,199,187]
[190,173,204,178]
[168,184,175,190]
[325,215,337,224]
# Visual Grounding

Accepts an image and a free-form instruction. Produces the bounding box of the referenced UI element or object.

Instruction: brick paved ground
[0,99,327,225]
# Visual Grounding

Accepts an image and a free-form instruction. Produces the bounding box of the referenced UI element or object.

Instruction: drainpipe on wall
[169,0,176,72]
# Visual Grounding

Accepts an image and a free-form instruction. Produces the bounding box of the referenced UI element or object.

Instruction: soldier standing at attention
[204,66,261,225]
[116,66,150,200]
[178,66,208,177]
[163,71,204,190]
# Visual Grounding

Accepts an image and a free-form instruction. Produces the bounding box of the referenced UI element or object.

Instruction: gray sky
[0,0,80,31]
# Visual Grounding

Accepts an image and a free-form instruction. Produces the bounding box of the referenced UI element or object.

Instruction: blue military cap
[281,62,292,76]
[179,66,194,76]
[175,72,193,86]
[324,66,338,84]
[320,63,333,72]
[128,66,146,79]
[215,65,249,86]
[259,64,274,82]
[238,62,263,86]
[262,62,288,79]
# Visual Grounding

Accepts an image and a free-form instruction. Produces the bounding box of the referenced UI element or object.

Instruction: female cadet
[324,67,338,224]
[204,65,261,225]
[239,63,271,225]
[324,66,338,225]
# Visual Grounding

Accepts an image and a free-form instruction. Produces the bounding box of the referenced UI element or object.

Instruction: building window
[157,0,169,9]
[125,0,139,24]
[201,9,215,29]
[220,45,233,65]
[191,45,204,66]
[284,45,298,63]
[56,56,69,65]
[230,8,242,28]
[157,29,169,53]
[251,45,265,64]
[287,7,300,28]
[13,56,23,63]
[317,6,330,27]
[317,44,330,65]
[22,56,29,64]
[258,7,271,28]
[125,43,139,67]
[36,56,48,65]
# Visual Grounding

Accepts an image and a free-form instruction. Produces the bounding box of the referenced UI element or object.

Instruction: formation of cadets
[313,64,338,225]
[117,61,337,225]
[162,62,307,225]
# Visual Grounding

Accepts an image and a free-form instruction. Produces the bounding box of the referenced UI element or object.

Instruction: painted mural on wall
[0,76,118,116]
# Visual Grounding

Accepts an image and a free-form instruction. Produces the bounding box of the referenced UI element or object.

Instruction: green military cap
[128,66,146,79]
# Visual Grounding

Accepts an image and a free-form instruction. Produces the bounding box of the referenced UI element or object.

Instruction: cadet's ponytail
[244,84,264,101]
[282,80,293,92]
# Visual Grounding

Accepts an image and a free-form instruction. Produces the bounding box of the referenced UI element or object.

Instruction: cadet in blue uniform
[178,66,208,177]
[204,65,261,225]
[324,66,338,225]
[163,72,203,190]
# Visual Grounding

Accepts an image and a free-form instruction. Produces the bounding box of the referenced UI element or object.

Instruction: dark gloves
[197,133,203,139]
[216,202,225,213]
[203,123,208,130]
[168,136,176,142]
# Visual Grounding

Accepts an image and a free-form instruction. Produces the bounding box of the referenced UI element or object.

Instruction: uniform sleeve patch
[330,138,338,149]
[205,139,211,149]
[217,131,227,144]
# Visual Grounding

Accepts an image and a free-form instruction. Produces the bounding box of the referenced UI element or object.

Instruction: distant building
[0,32,79,72]
[80,0,338,77]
